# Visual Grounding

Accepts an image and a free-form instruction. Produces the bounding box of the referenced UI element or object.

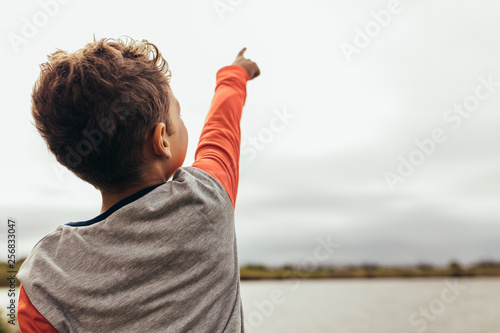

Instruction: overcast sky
[1,0,499,267]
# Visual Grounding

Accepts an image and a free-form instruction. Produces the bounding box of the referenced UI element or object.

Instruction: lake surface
[240,278,500,333]
[2,278,499,332]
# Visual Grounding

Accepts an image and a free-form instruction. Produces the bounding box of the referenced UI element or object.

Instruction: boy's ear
[152,123,172,159]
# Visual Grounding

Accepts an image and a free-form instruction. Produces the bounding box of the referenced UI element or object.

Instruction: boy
[16,37,260,332]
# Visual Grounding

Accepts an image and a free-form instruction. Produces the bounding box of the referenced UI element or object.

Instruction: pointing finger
[237,47,247,57]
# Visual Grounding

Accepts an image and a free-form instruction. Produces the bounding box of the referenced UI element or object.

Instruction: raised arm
[192,48,260,208]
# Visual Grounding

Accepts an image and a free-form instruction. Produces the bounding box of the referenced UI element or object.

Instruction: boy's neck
[99,156,175,214]
[99,180,166,214]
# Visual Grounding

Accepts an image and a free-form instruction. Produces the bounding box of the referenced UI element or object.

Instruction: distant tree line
[239,260,500,280]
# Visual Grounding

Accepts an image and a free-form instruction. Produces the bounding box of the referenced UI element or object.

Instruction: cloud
[236,150,500,266]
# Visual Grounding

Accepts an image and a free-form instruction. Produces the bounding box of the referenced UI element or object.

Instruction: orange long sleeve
[18,284,58,333]
[192,65,249,208]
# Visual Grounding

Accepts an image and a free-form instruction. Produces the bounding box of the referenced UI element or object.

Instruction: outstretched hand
[232,47,260,80]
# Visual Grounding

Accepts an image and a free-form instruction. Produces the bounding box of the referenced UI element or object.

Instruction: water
[2,278,499,332]
[240,278,500,333]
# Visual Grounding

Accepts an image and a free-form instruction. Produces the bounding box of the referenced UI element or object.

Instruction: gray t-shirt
[17,166,244,332]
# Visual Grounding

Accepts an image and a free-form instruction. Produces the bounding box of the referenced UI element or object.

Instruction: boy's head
[32,37,187,193]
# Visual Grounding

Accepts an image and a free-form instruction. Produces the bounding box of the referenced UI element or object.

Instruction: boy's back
[16,38,260,332]
[18,167,242,332]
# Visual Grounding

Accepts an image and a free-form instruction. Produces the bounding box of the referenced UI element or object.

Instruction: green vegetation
[0,259,25,288]
[239,261,500,280]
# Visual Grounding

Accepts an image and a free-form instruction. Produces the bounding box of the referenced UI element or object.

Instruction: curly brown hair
[31,36,172,193]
